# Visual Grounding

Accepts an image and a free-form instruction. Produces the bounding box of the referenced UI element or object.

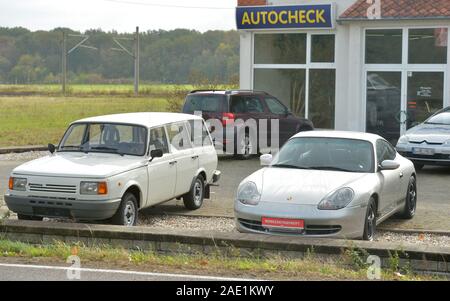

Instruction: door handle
[191,155,199,160]
[399,172,404,178]
[169,160,177,165]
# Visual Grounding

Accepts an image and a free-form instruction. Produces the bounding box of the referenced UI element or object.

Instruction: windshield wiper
[272,164,312,170]
[307,166,354,172]
[425,122,450,125]
[90,146,124,156]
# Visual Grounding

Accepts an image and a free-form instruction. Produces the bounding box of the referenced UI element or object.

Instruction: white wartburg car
[5,112,220,226]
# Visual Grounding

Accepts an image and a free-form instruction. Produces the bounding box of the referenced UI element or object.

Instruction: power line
[104,0,235,10]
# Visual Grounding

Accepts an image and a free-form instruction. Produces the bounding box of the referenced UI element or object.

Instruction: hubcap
[408,181,417,214]
[366,205,375,241]
[123,201,136,226]
[193,180,203,206]
[240,135,253,155]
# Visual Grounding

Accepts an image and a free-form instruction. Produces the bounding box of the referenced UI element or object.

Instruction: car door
[264,96,299,147]
[187,119,217,182]
[146,126,176,206]
[167,121,198,197]
[376,139,403,217]
[230,94,268,153]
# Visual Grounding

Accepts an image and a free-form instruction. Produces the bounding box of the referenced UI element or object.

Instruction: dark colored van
[182,90,314,159]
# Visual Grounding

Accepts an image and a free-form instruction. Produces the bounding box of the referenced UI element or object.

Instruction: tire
[17,214,43,221]
[399,176,417,219]
[111,192,138,226]
[413,163,424,170]
[183,175,205,210]
[235,131,255,160]
[362,198,377,241]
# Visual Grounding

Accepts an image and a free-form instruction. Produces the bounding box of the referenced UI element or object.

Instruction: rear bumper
[4,194,121,220]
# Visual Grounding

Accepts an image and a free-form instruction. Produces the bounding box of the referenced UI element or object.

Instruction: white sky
[0,0,237,33]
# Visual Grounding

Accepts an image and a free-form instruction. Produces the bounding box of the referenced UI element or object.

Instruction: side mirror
[379,160,400,171]
[179,139,184,148]
[209,125,216,134]
[149,149,163,162]
[48,143,56,154]
[260,154,273,166]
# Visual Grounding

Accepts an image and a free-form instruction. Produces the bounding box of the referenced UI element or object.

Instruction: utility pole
[134,26,140,96]
[61,31,67,95]
[61,31,97,96]
[112,26,140,95]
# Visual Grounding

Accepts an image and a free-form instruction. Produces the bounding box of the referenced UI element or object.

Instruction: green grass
[0,84,235,96]
[0,239,441,280]
[0,96,168,147]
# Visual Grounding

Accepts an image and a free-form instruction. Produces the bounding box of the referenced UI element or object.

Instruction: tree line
[0,27,239,85]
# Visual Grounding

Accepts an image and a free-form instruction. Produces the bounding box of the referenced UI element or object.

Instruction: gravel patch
[138,215,236,232]
[0,151,48,162]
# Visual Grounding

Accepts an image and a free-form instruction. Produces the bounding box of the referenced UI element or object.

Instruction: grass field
[0,96,168,147]
[0,83,239,147]
[0,84,235,96]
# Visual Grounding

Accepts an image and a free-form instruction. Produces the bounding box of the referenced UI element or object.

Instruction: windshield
[59,123,147,156]
[183,94,225,113]
[271,137,374,173]
[425,111,450,125]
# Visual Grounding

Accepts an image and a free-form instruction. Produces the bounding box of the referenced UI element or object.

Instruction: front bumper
[397,144,450,166]
[234,201,367,239]
[4,194,121,220]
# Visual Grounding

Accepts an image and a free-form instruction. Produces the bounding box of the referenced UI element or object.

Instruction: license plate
[412,147,435,156]
[262,217,305,229]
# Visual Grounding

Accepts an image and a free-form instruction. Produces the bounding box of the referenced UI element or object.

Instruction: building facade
[237,0,450,144]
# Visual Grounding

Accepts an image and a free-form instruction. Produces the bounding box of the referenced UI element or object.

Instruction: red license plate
[262,217,305,229]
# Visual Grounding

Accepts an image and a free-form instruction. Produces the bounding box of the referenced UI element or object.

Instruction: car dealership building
[237,0,450,143]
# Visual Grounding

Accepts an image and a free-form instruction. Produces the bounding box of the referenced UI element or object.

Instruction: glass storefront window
[309,69,335,129]
[408,28,448,64]
[311,35,335,63]
[366,72,402,145]
[254,69,306,117]
[365,29,403,64]
[254,34,306,64]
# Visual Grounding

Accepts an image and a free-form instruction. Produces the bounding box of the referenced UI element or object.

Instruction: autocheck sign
[236,4,335,30]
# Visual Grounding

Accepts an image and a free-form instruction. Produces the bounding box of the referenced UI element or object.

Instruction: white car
[235,131,416,240]
[5,112,221,226]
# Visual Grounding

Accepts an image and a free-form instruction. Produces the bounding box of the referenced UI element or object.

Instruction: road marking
[0,263,262,281]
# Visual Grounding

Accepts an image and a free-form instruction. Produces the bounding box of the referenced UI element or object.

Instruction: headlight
[397,136,409,145]
[8,177,27,191]
[318,187,354,210]
[80,181,108,195]
[237,181,261,205]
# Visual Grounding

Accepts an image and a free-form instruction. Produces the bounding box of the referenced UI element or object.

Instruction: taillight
[222,113,235,126]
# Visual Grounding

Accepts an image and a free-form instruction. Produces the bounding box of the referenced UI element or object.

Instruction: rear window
[183,94,225,113]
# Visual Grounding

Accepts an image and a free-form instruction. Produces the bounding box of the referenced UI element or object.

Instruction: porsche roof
[292,130,383,143]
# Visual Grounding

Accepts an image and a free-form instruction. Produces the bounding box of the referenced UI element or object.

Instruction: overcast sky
[0,0,237,33]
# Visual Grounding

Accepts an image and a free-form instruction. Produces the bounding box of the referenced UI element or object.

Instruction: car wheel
[235,131,255,160]
[17,214,43,221]
[413,163,424,170]
[111,192,138,226]
[183,175,205,210]
[362,198,377,241]
[399,176,417,219]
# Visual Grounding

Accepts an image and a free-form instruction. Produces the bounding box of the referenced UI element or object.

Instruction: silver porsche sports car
[234,131,417,241]
[396,106,450,169]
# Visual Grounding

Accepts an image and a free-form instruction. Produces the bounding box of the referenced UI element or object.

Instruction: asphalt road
[1,155,450,230]
[0,262,255,281]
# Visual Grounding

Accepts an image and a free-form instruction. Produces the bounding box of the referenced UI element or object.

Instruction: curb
[378,227,450,236]
[0,220,449,273]
[0,146,47,155]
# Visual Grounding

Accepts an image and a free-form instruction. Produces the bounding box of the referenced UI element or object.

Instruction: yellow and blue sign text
[236,4,334,30]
